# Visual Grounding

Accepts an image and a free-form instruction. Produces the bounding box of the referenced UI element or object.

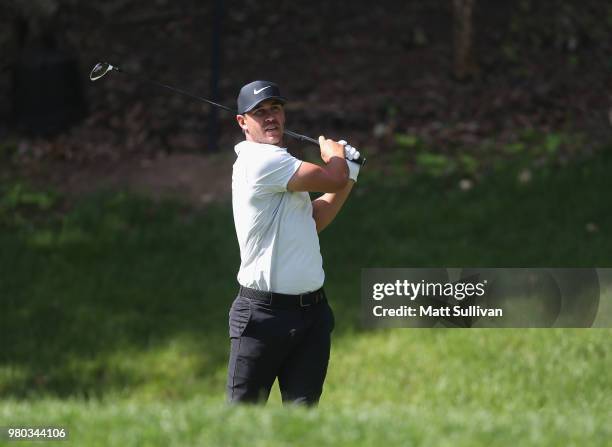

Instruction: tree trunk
[453,0,478,80]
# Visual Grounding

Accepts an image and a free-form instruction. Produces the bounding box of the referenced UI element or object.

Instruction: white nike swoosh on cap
[254,86,272,94]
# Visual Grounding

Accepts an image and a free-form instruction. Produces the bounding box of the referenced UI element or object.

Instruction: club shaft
[115,66,234,113]
[111,65,365,165]
[283,129,318,145]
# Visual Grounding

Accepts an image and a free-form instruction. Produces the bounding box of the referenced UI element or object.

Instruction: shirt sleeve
[248,146,302,193]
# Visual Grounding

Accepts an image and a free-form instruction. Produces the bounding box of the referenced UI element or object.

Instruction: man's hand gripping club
[318,136,361,182]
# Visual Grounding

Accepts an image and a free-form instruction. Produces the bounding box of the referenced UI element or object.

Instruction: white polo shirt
[232,140,325,294]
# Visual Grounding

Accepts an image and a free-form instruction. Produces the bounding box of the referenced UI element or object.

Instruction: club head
[89,62,116,81]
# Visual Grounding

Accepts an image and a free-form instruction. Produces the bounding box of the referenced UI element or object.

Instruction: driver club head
[89,62,117,81]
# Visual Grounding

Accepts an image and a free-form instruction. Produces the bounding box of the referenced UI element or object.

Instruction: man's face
[236,100,285,145]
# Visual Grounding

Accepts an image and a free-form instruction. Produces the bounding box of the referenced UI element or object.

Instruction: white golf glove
[338,140,361,182]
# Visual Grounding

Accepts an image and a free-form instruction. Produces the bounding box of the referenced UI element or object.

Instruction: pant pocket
[229,296,252,338]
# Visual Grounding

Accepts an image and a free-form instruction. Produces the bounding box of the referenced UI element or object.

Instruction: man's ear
[236,114,248,131]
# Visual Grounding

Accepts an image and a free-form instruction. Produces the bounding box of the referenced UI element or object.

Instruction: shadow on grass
[0,194,241,399]
[2,150,612,399]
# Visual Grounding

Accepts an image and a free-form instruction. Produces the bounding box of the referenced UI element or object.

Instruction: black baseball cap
[236,80,287,114]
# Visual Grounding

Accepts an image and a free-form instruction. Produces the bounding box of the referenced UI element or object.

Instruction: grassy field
[1,149,611,446]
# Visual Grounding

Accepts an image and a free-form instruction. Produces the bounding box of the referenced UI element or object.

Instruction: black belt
[239,286,326,308]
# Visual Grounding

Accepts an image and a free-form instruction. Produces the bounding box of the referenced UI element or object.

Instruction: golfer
[227,80,361,405]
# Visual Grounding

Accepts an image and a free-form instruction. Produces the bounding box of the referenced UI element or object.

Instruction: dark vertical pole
[208,0,224,152]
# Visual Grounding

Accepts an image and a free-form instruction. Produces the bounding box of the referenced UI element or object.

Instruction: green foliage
[415,152,455,177]
[568,54,579,68]
[496,130,586,170]
[2,183,55,210]
[504,142,525,154]
[385,130,588,183]
[386,133,424,178]
[544,133,562,154]
[501,44,519,63]
[459,154,479,175]
[0,183,58,228]
[394,133,420,149]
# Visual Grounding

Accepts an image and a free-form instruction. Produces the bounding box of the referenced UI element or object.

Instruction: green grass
[1,149,611,445]
[1,331,610,446]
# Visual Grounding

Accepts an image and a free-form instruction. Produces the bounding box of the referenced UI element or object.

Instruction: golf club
[90,62,366,166]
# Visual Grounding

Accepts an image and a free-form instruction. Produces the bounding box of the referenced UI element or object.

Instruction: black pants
[226,291,335,405]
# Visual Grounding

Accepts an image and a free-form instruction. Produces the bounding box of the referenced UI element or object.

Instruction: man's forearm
[312,180,354,233]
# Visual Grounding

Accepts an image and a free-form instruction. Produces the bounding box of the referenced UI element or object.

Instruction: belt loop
[299,294,312,307]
